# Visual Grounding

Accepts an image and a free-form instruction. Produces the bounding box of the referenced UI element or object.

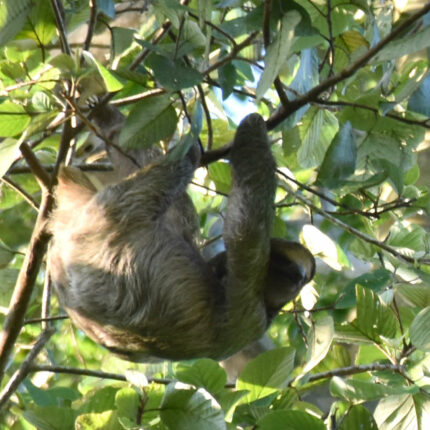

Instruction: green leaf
[0,101,31,137]
[302,315,334,374]
[387,224,426,253]
[147,54,203,91]
[0,138,21,177]
[330,377,416,402]
[49,54,76,74]
[374,393,430,430]
[372,25,430,63]
[115,388,140,422]
[354,285,397,342]
[160,383,225,430]
[408,74,430,116]
[297,107,338,168]
[208,162,231,194]
[396,284,430,308]
[0,0,32,45]
[337,268,391,309]
[0,240,14,268]
[334,323,375,345]
[256,11,301,100]
[75,410,118,430]
[339,405,378,430]
[24,0,56,45]
[257,410,325,430]
[237,347,295,403]
[410,306,430,352]
[119,94,177,148]
[318,121,356,188]
[111,27,135,59]
[23,405,75,430]
[176,359,227,395]
[83,51,125,92]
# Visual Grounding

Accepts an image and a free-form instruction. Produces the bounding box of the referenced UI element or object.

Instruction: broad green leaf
[119,95,177,148]
[23,405,75,430]
[83,51,125,92]
[208,162,231,194]
[256,11,301,100]
[49,54,76,74]
[0,138,21,177]
[330,377,416,403]
[115,388,140,422]
[147,54,203,91]
[77,386,118,414]
[373,158,404,194]
[334,323,377,345]
[340,30,369,53]
[160,384,225,430]
[0,101,31,137]
[396,284,430,308]
[237,347,295,403]
[387,224,426,253]
[339,405,378,429]
[24,0,56,44]
[337,269,391,309]
[410,306,430,352]
[302,224,343,270]
[75,410,118,430]
[153,0,186,28]
[216,390,248,419]
[297,107,338,168]
[182,20,206,48]
[303,315,334,374]
[176,359,227,394]
[374,393,430,430]
[257,410,325,430]
[408,74,430,117]
[318,121,356,188]
[111,27,135,59]
[355,285,397,342]
[372,25,430,63]
[0,241,14,268]
[0,0,31,45]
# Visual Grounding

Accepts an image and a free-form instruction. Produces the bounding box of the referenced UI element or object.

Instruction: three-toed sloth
[49,113,315,362]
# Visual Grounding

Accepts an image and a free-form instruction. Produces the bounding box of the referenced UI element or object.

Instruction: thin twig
[305,362,411,384]
[49,0,71,55]
[266,2,430,129]
[83,0,98,52]
[203,31,259,75]
[0,191,54,383]
[277,170,430,265]
[0,176,39,211]
[29,364,170,385]
[0,328,55,410]
[19,143,51,191]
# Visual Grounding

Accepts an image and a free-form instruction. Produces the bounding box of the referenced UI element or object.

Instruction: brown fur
[49,114,315,362]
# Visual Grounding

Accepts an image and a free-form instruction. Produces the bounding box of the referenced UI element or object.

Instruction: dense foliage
[0,0,430,429]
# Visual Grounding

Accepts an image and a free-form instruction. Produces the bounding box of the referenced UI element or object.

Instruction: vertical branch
[83,0,98,52]
[49,0,71,56]
[0,191,54,383]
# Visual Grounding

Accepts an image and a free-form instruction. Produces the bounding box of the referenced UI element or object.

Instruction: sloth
[48,113,315,362]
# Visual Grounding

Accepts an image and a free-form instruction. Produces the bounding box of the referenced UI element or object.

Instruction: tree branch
[0,191,54,383]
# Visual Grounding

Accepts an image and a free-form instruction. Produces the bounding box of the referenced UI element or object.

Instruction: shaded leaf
[410,306,430,351]
[237,347,295,403]
[119,95,177,148]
